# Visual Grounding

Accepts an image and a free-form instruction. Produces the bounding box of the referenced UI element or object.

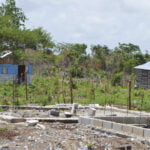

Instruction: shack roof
[0,50,12,59]
[134,62,150,70]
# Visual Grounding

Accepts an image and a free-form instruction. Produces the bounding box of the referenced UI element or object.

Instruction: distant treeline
[1,0,150,86]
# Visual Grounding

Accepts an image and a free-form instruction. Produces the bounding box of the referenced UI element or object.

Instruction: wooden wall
[136,69,150,89]
[0,56,14,64]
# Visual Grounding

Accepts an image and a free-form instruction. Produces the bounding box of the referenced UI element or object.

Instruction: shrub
[111,72,123,86]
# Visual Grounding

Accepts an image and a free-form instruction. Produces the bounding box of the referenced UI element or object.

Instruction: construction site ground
[0,105,150,150]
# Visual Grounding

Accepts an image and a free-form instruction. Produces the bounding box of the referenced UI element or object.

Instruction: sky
[1,0,150,52]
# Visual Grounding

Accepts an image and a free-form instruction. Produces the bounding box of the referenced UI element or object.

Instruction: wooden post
[128,80,132,110]
[25,69,28,101]
[13,75,15,104]
[69,72,73,104]
[62,75,65,104]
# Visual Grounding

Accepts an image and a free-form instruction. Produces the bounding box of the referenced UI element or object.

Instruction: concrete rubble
[88,107,96,117]
[26,120,39,126]
[0,104,150,149]
[50,109,60,117]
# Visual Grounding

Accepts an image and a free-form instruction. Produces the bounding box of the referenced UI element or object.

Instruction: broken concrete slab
[116,145,132,150]
[64,112,72,118]
[26,117,78,123]
[36,124,46,130]
[26,120,39,126]
[0,144,10,150]
[0,120,9,126]
[0,115,26,123]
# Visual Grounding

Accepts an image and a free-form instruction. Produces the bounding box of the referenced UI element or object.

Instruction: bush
[111,72,123,86]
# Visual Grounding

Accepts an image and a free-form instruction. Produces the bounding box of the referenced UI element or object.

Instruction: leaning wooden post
[128,80,132,110]
[69,71,73,104]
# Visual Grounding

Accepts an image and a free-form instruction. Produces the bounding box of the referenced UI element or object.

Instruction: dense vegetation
[0,0,150,110]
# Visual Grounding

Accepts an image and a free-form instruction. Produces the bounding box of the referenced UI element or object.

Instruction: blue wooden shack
[0,50,33,83]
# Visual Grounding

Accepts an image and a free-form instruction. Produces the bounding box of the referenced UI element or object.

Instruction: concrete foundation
[95,116,150,124]
[79,116,150,139]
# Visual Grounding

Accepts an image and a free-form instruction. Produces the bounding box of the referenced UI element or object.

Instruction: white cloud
[1,0,150,51]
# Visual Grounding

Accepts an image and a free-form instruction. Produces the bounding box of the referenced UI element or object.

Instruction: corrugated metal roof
[134,62,150,70]
[0,50,12,58]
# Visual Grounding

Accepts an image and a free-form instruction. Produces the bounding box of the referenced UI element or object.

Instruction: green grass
[0,127,8,131]
[0,76,149,111]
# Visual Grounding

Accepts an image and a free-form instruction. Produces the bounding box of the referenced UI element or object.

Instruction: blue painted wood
[0,64,18,74]
[28,65,33,75]
[0,66,2,74]
[0,64,33,75]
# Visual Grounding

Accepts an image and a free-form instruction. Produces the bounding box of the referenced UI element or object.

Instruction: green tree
[91,45,111,70]
[0,0,26,27]
[115,43,141,54]
[112,43,145,74]
[55,43,87,77]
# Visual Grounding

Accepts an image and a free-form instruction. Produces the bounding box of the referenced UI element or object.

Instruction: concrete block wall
[92,119,103,127]
[112,122,123,132]
[95,116,150,124]
[0,74,17,82]
[27,75,32,84]
[144,129,150,137]
[132,126,144,137]
[122,124,133,134]
[103,120,112,129]
[0,74,32,84]
[79,117,150,139]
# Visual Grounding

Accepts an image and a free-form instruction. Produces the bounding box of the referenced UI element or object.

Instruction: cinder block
[122,125,133,134]
[132,126,144,137]
[102,120,112,129]
[112,117,123,123]
[82,117,92,125]
[79,117,83,124]
[50,110,60,116]
[124,117,137,124]
[144,129,150,138]
[112,123,123,132]
[88,108,96,116]
[91,119,103,127]
[135,117,146,124]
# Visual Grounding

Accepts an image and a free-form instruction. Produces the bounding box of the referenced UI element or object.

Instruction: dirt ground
[0,122,149,150]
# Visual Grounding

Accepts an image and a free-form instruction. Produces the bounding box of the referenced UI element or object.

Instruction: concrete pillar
[71,103,78,115]
[88,107,96,117]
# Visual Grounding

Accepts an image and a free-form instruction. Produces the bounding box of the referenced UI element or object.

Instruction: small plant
[0,107,5,111]
[0,97,11,105]
[0,127,8,131]
[87,143,94,150]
